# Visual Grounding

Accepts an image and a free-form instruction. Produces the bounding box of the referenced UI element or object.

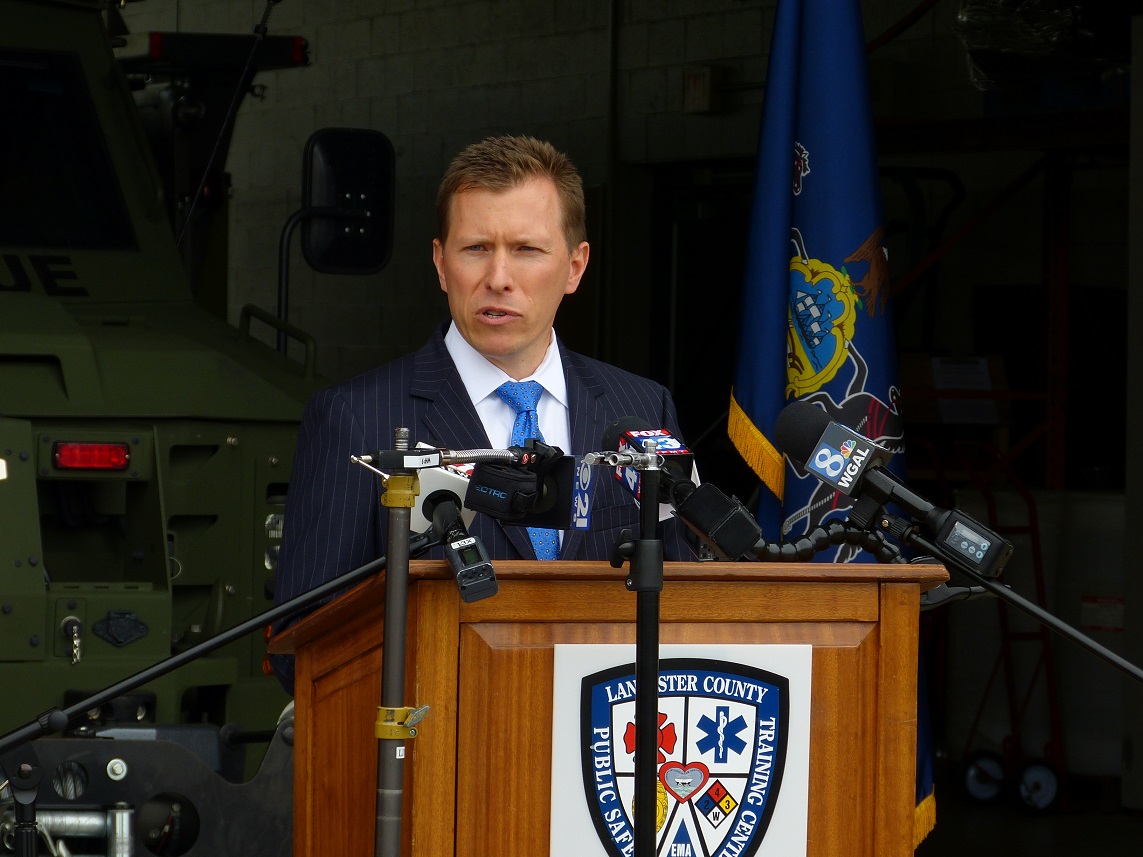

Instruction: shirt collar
[444,322,568,408]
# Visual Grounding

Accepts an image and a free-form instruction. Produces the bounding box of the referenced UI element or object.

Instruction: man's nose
[485,249,514,290]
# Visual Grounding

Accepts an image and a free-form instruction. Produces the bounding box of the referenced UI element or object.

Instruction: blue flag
[729,0,904,561]
[727,0,934,842]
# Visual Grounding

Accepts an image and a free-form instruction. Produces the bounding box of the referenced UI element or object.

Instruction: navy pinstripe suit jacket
[270,325,696,693]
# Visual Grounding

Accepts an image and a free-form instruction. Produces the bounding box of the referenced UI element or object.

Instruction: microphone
[465,440,576,529]
[773,400,1013,578]
[351,441,574,528]
[350,443,479,535]
[429,495,497,603]
[599,420,696,508]
[410,464,477,534]
[593,418,762,560]
[773,402,894,495]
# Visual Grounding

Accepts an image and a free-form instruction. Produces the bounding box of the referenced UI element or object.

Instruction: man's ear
[565,241,590,295]
[433,238,447,292]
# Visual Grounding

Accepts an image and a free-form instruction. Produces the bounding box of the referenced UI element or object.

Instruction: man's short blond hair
[436,135,586,250]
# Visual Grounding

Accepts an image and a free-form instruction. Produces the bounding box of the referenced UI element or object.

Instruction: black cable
[750,520,906,564]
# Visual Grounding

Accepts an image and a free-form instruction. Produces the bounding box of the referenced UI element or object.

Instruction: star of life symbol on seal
[581,658,789,857]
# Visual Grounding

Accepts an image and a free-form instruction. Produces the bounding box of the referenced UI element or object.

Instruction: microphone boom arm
[886,513,1143,686]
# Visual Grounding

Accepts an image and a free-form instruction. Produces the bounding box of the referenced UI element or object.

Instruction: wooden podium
[269,560,946,857]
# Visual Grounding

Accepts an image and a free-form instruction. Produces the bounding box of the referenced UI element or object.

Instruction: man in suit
[270,135,696,693]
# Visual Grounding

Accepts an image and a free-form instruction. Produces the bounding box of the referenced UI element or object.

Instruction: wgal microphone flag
[727,0,932,843]
[728,0,905,561]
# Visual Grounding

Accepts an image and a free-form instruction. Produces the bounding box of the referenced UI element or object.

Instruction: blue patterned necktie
[496,380,559,560]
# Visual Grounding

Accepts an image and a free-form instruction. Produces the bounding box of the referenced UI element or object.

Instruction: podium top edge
[267,561,948,655]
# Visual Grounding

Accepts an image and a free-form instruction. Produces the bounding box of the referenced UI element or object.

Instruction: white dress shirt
[443,322,571,453]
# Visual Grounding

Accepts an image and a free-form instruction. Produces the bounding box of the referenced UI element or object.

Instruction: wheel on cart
[963,750,1006,802]
[1017,760,1059,811]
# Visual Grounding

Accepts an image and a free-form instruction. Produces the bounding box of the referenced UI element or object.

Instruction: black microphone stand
[742,490,1143,682]
[606,440,663,857]
[881,514,1143,686]
[0,535,433,857]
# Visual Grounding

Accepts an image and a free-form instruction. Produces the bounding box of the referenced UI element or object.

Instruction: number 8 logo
[814,446,844,478]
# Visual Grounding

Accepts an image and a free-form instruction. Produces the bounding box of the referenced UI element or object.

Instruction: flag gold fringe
[913,789,936,850]
[728,393,786,499]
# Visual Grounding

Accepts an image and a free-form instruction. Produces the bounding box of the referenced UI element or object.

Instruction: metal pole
[375,428,416,857]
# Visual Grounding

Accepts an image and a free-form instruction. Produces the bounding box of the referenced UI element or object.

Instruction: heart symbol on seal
[658,761,710,802]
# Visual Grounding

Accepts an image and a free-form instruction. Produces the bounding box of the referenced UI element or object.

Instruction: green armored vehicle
[0,1,392,852]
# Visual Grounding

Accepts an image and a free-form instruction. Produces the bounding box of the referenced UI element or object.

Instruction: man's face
[433,177,589,379]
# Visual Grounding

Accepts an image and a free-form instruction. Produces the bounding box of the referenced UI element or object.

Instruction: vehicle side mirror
[301,127,395,275]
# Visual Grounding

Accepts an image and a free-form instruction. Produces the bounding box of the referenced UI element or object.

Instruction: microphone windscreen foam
[602,416,654,451]
[772,401,831,468]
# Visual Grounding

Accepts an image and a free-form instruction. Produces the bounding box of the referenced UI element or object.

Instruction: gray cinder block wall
[119,0,978,382]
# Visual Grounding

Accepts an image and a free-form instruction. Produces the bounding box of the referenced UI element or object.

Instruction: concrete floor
[916,763,1143,856]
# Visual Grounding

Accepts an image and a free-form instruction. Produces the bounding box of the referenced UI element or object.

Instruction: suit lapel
[420,377,489,450]
[409,331,489,450]
[409,332,535,559]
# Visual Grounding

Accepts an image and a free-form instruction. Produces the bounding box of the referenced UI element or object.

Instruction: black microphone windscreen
[602,416,653,451]
[429,495,462,537]
[773,400,832,467]
[423,489,463,522]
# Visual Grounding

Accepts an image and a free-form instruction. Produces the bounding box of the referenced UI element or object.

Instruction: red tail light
[53,442,130,471]
[291,37,309,66]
